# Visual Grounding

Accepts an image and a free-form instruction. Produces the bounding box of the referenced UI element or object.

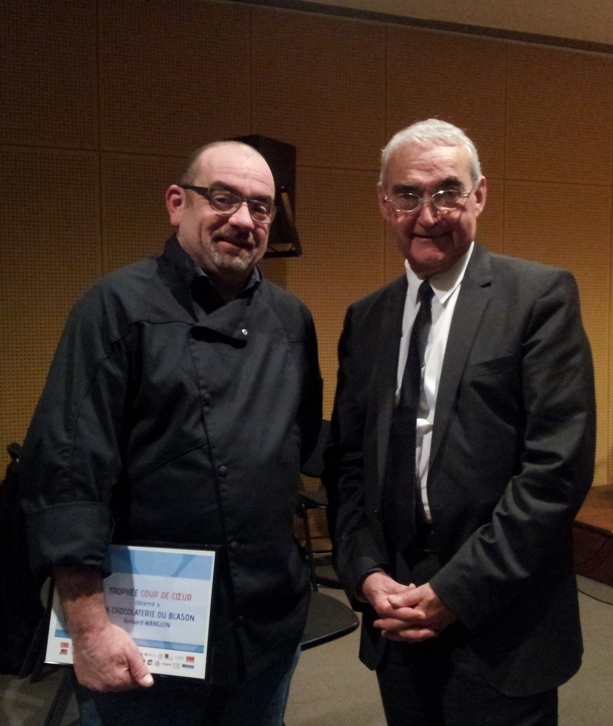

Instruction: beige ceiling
[301,0,613,49]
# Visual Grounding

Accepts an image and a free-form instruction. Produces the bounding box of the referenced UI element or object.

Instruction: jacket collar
[429,242,492,468]
[156,234,262,323]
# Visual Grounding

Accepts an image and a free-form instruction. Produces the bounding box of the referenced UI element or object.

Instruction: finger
[387,594,417,608]
[382,627,438,642]
[378,619,436,635]
[127,649,154,688]
[374,617,413,632]
[374,610,427,630]
[373,593,410,616]
[386,606,428,621]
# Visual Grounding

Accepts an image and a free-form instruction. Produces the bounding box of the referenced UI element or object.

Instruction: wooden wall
[1,0,611,485]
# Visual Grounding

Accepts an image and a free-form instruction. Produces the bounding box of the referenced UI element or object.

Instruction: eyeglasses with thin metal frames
[384,186,475,215]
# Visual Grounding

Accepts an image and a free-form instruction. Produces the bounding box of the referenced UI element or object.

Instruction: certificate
[45,544,216,680]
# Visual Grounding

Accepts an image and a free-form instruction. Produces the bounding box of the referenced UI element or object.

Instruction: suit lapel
[430,244,492,468]
[375,276,407,486]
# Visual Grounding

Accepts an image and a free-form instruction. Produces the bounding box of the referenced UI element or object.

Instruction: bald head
[180,141,272,188]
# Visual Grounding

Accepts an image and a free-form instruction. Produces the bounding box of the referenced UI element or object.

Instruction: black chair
[300,590,358,650]
[298,421,340,591]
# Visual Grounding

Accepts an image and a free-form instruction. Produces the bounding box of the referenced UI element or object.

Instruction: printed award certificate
[45,544,216,680]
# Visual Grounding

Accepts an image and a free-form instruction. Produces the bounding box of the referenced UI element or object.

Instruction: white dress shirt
[396,242,475,521]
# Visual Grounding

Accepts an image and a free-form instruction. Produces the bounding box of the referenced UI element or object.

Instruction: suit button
[203,393,211,404]
[218,466,228,477]
[235,615,245,625]
[229,540,239,552]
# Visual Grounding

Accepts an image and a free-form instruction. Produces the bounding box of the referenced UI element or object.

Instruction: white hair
[380,119,482,186]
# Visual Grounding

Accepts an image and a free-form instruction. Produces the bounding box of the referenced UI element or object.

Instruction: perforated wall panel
[386,28,507,179]
[0,0,98,149]
[477,177,505,254]
[288,166,384,416]
[506,45,613,184]
[2,0,612,487]
[98,0,252,154]
[0,148,100,452]
[505,180,610,484]
[252,7,386,170]
[101,153,184,272]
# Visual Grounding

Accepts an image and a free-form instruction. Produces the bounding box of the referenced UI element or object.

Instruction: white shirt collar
[404,241,475,306]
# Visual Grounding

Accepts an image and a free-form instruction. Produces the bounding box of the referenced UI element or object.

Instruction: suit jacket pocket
[465,353,520,380]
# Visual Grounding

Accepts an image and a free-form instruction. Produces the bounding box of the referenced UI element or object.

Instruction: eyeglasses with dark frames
[180,185,276,224]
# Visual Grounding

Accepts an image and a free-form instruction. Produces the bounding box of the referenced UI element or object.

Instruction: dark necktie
[384,280,434,551]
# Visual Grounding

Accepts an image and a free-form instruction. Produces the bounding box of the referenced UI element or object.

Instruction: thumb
[128,649,154,688]
[388,588,419,608]
[388,592,411,607]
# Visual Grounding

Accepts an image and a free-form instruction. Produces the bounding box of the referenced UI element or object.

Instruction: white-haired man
[324,119,595,725]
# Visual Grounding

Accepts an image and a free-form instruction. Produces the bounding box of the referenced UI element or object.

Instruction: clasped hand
[361,572,457,642]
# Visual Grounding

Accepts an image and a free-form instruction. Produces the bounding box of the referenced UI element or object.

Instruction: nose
[415,199,439,226]
[228,201,255,228]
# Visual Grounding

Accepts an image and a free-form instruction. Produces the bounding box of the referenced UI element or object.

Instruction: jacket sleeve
[431,269,596,630]
[298,306,323,466]
[323,305,390,606]
[20,286,131,577]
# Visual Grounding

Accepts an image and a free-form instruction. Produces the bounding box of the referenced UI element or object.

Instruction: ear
[165,185,185,227]
[473,176,487,218]
[377,182,393,222]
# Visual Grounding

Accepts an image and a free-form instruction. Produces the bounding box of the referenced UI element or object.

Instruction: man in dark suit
[324,119,596,725]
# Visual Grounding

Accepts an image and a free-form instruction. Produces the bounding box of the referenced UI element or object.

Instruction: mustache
[211,227,253,247]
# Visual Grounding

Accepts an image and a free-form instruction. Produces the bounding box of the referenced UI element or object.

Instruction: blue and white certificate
[45,544,216,680]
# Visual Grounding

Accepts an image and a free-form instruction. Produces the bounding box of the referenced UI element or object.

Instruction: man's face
[166,145,274,287]
[378,142,486,278]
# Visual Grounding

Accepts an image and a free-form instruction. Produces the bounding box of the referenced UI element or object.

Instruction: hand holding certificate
[46,545,216,681]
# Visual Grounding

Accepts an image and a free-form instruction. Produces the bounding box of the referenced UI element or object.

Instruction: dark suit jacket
[324,243,596,697]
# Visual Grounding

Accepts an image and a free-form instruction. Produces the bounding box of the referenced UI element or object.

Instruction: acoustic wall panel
[504,180,610,484]
[258,257,288,289]
[278,166,384,416]
[610,231,613,487]
[251,7,386,171]
[0,148,100,450]
[477,177,504,254]
[503,181,610,294]
[0,0,98,148]
[386,28,507,179]
[101,153,184,272]
[383,229,408,284]
[3,0,613,488]
[98,0,252,155]
[506,45,613,185]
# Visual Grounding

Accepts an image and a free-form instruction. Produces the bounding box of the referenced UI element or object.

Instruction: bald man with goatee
[21,141,322,726]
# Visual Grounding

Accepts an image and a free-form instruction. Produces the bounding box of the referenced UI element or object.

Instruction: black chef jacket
[20,235,323,685]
